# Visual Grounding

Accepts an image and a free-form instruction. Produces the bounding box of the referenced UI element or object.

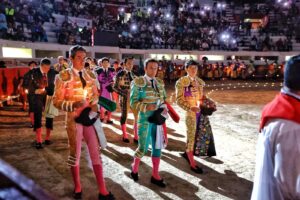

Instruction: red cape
[260,93,300,131]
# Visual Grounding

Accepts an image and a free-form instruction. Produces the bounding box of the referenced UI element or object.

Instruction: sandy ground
[0,81,280,200]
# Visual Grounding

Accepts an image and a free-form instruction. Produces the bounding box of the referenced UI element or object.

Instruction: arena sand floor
[0,80,281,200]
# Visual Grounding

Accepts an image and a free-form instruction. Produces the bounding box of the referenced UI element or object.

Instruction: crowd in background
[11,56,281,82]
[0,0,299,51]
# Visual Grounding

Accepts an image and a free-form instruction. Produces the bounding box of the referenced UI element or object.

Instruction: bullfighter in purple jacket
[96,57,116,124]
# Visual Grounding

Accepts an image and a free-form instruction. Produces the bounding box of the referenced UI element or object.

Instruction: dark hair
[28,61,37,66]
[101,57,110,63]
[69,45,87,59]
[144,58,158,68]
[284,55,300,90]
[184,60,199,69]
[84,62,90,68]
[40,58,51,66]
[124,57,133,64]
[85,57,92,62]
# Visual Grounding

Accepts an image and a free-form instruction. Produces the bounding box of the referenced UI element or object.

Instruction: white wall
[0,39,299,64]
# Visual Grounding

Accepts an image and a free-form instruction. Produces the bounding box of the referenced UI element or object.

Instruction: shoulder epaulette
[117,70,126,77]
[177,76,190,87]
[108,67,115,72]
[95,68,104,75]
[156,77,165,87]
[133,76,146,87]
[196,77,205,86]
[85,69,96,79]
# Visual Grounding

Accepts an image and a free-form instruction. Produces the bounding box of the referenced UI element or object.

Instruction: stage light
[232,39,236,44]
[147,7,152,13]
[190,3,194,8]
[165,13,171,18]
[217,3,222,8]
[283,2,289,7]
[200,10,205,15]
[204,6,211,10]
[131,24,137,31]
[155,24,161,30]
[119,7,125,12]
[222,4,226,8]
[221,33,230,41]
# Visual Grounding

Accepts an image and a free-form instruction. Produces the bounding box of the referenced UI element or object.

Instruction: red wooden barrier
[0,67,29,96]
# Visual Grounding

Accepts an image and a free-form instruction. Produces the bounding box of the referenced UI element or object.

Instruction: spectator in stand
[5,2,15,24]
[276,38,284,51]
[0,9,7,39]
[15,25,26,41]
[6,23,16,40]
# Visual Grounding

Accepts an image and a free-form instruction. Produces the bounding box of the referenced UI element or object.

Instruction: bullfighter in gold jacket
[175,60,205,174]
[53,46,114,200]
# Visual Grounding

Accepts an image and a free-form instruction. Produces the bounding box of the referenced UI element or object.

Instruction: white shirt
[144,74,156,86]
[251,88,300,200]
[102,67,108,73]
[187,75,195,81]
[72,67,82,77]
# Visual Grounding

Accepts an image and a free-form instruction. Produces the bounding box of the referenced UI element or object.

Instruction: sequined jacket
[113,69,136,97]
[130,76,166,113]
[52,67,99,113]
[95,67,115,100]
[175,76,205,111]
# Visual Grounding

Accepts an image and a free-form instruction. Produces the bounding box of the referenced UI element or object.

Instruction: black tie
[105,69,108,77]
[128,72,133,81]
[150,79,155,89]
[78,71,86,88]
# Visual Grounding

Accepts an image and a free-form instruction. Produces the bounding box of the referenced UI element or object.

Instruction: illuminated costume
[130,75,167,187]
[175,75,205,173]
[53,67,114,199]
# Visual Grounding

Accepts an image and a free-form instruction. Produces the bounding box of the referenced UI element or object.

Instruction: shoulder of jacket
[116,70,126,77]
[95,68,104,74]
[133,76,146,87]
[108,67,115,72]
[58,69,72,81]
[196,77,205,86]
[85,69,96,79]
[156,77,165,87]
[177,76,190,87]
[32,68,39,74]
